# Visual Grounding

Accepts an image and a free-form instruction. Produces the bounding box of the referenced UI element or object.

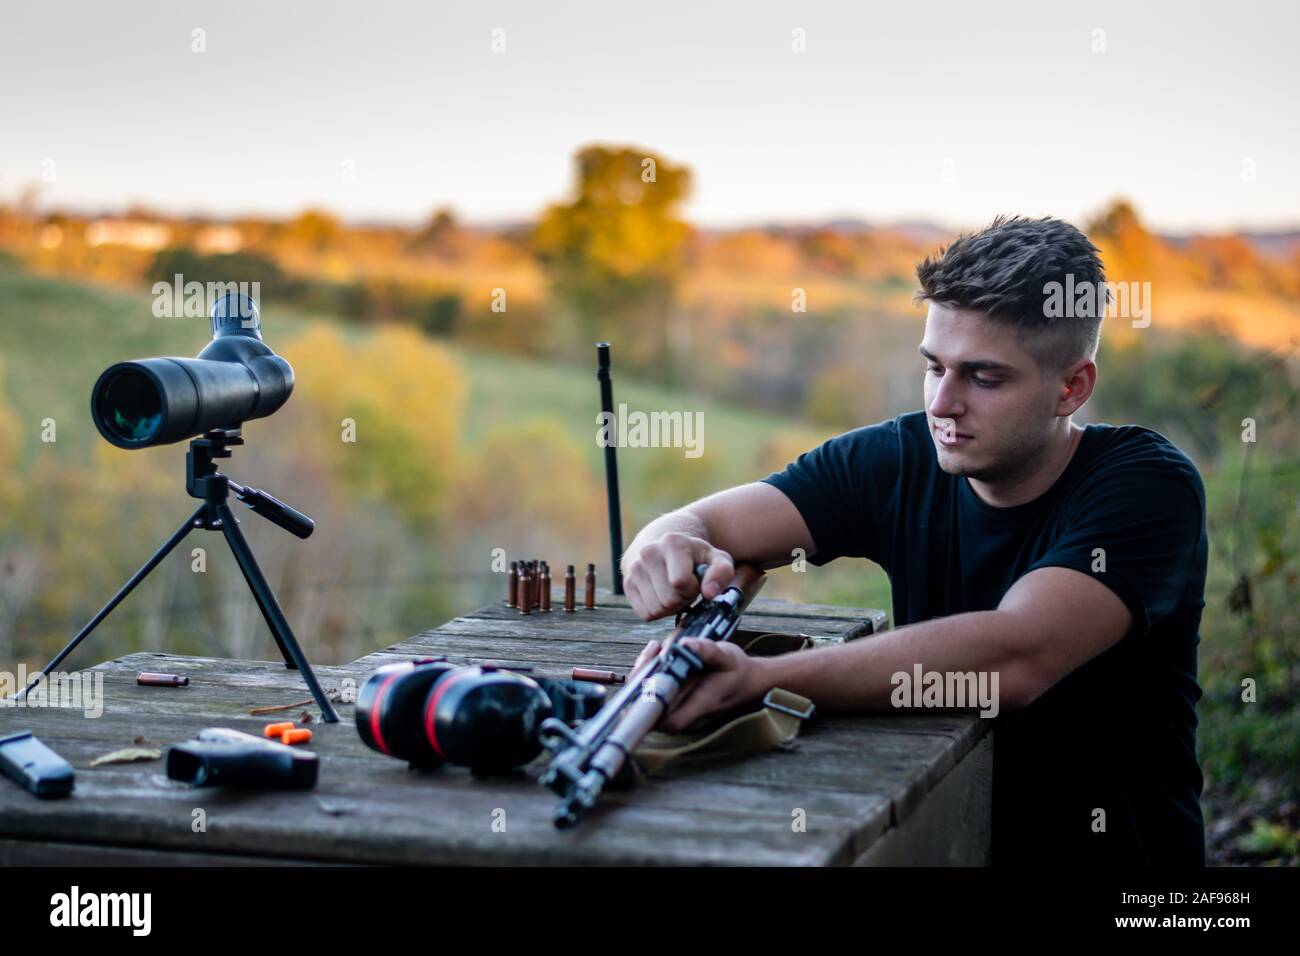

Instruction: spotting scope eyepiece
[91,293,295,449]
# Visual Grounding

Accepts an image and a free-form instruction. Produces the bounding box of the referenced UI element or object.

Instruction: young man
[620,216,1208,866]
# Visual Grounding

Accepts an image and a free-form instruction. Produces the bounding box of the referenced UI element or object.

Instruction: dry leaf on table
[91,747,163,767]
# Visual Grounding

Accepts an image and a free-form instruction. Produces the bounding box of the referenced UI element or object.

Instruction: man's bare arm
[656,565,1134,731]
[621,482,816,620]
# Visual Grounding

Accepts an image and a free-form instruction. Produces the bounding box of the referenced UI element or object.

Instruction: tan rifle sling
[632,630,816,771]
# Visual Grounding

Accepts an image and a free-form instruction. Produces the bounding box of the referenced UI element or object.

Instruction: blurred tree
[800,228,860,276]
[417,289,462,336]
[447,418,607,559]
[1087,197,1185,285]
[636,444,725,506]
[1093,327,1298,461]
[706,230,801,275]
[754,426,838,478]
[1186,235,1278,293]
[148,247,286,297]
[409,207,462,258]
[286,209,343,250]
[533,145,693,378]
[234,217,276,250]
[803,365,864,429]
[279,322,467,530]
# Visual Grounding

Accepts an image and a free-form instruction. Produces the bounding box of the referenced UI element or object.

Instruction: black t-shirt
[762,410,1208,866]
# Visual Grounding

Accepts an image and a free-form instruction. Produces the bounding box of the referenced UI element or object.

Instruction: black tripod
[18,428,340,722]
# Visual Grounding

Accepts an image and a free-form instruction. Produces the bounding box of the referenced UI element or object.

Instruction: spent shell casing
[507,561,518,607]
[137,672,189,687]
[540,565,551,611]
[564,565,576,612]
[584,563,596,609]
[571,667,625,686]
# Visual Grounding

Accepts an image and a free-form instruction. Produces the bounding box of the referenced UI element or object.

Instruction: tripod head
[186,428,314,539]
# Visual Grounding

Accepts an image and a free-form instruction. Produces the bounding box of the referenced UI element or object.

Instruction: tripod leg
[15,505,205,701]
[217,503,340,723]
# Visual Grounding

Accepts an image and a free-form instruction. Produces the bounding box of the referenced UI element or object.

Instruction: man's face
[920,303,1061,483]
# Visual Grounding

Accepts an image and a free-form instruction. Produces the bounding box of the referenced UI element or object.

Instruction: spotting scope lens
[94,367,164,444]
[90,293,295,450]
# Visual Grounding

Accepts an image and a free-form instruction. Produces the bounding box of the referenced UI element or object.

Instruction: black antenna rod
[596,343,625,595]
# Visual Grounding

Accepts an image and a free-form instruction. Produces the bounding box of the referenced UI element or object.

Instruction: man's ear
[1060,359,1096,409]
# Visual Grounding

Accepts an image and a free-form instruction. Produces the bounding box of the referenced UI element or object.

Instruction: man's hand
[631,637,767,733]
[622,532,735,621]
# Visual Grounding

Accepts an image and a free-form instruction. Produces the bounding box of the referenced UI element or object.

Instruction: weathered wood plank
[854,734,994,866]
[0,757,857,866]
[518,588,890,626]
[0,838,354,866]
[463,601,879,642]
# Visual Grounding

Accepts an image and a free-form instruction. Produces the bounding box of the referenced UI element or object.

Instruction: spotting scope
[91,293,293,449]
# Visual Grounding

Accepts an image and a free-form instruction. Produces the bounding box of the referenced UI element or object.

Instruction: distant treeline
[149,247,463,335]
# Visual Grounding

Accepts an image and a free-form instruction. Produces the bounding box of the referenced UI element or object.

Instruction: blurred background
[0,0,1296,863]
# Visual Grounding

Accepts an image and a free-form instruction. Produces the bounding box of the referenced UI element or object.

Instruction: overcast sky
[2,0,1296,232]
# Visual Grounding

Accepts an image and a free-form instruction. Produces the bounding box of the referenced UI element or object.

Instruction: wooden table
[0,593,991,866]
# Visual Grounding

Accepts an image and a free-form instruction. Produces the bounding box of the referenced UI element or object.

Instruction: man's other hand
[654,638,763,733]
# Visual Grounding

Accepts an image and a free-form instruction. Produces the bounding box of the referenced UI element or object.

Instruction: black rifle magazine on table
[0,731,76,798]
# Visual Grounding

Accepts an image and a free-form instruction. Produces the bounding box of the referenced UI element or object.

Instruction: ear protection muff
[355,658,458,768]
[423,665,554,773]
[357,661,608,774]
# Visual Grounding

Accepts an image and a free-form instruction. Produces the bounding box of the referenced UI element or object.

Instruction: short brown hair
[915,215,1106,372]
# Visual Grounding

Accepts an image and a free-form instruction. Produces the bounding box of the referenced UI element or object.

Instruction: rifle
[538,562,767,828]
